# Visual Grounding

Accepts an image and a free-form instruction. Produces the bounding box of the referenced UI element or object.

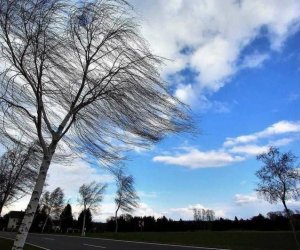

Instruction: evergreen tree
[30,205,47,232]
[77,209,92,232]
[60,204,73,232]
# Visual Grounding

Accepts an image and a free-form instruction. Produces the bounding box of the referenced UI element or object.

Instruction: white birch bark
[81,207,86,237]
[12,152,54,250]
[115,206,120,233]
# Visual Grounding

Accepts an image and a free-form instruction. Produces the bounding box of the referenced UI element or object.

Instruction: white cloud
[153,120,300,169]
[2,196,30,215]
[234,193,260,205]
[229,144,269,155]
[137,191,158,199]
[224,120,300,147]
[241,53,269,68]
[46,159,114,200]
[163,203,226,220]
[131,0,300,104]
[174,84,199,106]
[2,159,115,219]
[153,149,245,169]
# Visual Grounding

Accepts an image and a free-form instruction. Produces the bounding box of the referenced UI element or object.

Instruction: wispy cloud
[223,120,300,147]
[153,120,300,169]
[241,53,269,69]
[234,193,260,205]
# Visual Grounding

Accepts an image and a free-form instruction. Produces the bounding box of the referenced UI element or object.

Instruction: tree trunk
[12,152,54,250]
[81,208,86,237]
[0,203,3,217]
[41,214,49,233]
[0,189,11,217]
[115,210,118,233]
[282,199,300,250]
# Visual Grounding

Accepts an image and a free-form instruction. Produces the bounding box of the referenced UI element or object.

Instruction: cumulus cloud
[153,120,300,169]
[153,149,244,169]
[131,0,300,105]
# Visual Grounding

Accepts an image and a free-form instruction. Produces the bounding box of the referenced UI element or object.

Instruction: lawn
[0,237,42,250]
[85,231,300,250]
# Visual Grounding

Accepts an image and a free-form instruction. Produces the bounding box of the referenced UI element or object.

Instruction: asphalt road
[0,231,229,250]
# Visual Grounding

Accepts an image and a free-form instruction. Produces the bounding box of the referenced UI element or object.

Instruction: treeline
[104,212,300,232]
[2,204,300,232]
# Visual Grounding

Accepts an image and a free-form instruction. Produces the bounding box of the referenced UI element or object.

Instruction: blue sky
[5,0,300,221]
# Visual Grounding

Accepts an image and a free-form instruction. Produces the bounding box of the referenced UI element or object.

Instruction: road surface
[0,231,229,250]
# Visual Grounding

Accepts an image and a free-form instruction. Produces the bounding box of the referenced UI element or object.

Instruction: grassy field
[0,237,42,250]
[84,231,300,250]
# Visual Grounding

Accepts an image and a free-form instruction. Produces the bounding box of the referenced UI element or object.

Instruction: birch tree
[40,187,64,233]
[0,0,190,248]
[256,147,300,250]
[78,181,106,236]
[114,168,139,233]
[0,142,39,216]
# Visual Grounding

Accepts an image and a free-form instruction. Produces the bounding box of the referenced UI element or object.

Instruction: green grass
[84,231,300,250]
[0,237,43,250]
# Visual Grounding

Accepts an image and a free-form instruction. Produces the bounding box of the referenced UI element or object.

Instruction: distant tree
[256,147,300,250]
[0,142,39,215]
[78,181,107,236]
[40,187,64,233]
[60,204,73,232]
[193,208,215,221]
[78,209,92,232]
[193,208,201,221]
[206,209,215,222]
[114,168,139,232]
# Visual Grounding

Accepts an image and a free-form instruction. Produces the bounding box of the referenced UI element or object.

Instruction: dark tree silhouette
[114,168,139,233]
[78,209,92,232]
[256,146,300,250]
[0,0,190,248]
[0,142,39,216]
[60,204,73,232]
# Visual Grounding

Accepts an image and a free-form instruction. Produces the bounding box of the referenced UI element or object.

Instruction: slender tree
[40,187,64,233]
[0,0,190,248]
[78,181,106,236]
[256,147,300,250]
[0,142,39,216]
[77,208,92,232]
[114,168,139,233]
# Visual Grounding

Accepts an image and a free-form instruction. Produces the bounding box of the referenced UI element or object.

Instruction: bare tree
[114,168,139,232]
[0,0,190,248]
[193,208,215,222]
[40,187,64,233]
[0,142,39,216]
[78,181,106,236]
[256,146,300,250]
